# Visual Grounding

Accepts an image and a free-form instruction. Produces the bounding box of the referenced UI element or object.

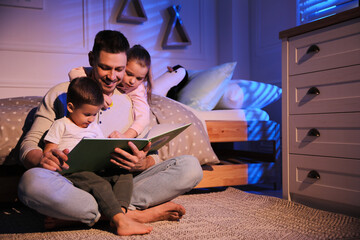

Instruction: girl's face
[118,59,148,93]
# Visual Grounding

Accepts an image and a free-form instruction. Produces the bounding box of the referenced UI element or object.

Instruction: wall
[216,0,297,124]
[249,0,296,124]
[0,0,217,98]
[0,0,298,124]
[217,0,250,79]
[217,0,297,153]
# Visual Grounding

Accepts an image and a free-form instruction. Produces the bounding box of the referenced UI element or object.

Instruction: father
[18,30,203,227]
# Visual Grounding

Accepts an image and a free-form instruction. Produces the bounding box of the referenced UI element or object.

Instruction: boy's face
[67,103,101,128]
[91,50,127,96]
[118,60,147,93]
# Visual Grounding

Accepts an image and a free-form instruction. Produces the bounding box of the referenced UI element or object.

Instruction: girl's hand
[102,94,113,110]
[108,130,125,138]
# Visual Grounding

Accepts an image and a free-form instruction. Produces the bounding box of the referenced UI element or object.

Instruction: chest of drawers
[280,8,360,217]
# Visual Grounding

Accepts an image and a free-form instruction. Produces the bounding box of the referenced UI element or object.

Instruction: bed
[151,62,282,189]
[147,94,281,189]
[0,62,282,202]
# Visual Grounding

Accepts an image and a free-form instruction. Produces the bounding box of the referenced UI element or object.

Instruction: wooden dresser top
[279,7,360,39]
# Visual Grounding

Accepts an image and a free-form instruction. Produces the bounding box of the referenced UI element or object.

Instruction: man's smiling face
[92,50,127,96]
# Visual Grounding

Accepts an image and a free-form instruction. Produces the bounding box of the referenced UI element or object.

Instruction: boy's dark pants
[66,170,133,219]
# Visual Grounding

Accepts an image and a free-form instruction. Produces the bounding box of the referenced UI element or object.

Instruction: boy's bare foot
[126,202,186,223]
[111,213,152,236]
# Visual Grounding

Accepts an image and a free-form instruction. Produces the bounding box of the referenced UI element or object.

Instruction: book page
[145,123,191,139]
[145,123,191,151]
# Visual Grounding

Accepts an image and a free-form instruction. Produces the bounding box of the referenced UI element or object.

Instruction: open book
[61,123,191,174]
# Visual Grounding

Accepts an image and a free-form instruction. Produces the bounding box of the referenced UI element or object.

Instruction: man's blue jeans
[18,155,203,226]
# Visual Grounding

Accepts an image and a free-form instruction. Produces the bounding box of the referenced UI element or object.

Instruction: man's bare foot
[111,213,152,236]
[126,202,186,223]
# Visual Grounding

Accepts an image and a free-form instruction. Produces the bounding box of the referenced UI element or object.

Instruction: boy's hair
[92,30,130,60]
[127,44,153,102]
[67,77,104,108]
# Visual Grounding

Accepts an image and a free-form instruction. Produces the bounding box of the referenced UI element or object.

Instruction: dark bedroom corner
[0,0,359,239]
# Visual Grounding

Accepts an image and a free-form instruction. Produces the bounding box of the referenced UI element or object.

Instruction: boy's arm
[126,83,150,137]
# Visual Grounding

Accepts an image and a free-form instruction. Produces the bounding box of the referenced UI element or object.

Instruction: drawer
[289,65,360,114]
[289,113,360,159]
[289,154,360,207]
[289,18,360,75]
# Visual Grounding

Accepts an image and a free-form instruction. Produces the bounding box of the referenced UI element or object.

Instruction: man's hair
[67,77,104,108]
[92,30,130,60]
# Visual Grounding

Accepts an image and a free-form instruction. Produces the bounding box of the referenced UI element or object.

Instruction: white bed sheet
[168,97,270,133]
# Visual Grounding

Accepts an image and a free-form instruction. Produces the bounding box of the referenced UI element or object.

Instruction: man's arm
[22,149,43,169]
[19,82,69,169]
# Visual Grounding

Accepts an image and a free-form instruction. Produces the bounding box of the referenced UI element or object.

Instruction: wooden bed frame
[195,120,281,189]
[0,120,280,202]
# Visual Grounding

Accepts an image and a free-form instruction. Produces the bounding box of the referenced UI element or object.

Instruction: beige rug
[1,187,359,239]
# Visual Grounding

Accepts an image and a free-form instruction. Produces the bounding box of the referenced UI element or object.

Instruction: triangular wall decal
[117,0,147,24]
[162,5,191,48]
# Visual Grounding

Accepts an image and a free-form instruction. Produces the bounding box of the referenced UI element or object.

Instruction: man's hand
[110,142,154,172]
[39,148,70,172]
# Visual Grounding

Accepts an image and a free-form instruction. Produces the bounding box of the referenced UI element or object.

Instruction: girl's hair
[127,44,153,102]
[67,77,104,108]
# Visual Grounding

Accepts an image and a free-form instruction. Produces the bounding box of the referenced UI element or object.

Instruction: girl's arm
[68,67,92,80]
[125,83,150,138]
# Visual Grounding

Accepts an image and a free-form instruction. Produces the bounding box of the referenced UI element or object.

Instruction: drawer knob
[306,44,320,54]
[307,170,320,180]
[307,128,320,137]
[307,87,320,95]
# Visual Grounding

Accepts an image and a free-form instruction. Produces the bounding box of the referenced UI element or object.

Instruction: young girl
[69,44,152,138]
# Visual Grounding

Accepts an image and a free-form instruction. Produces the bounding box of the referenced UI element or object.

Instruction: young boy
[43,77,152,236]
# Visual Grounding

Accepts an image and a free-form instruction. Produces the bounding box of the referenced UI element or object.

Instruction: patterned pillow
[149,94,219,165]
[0,96,42,165]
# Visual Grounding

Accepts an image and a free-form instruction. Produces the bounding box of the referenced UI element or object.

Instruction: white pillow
[214,82,244,109]
[215,79,282,109]
[177,62,237,111]
[152,67,186,96]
